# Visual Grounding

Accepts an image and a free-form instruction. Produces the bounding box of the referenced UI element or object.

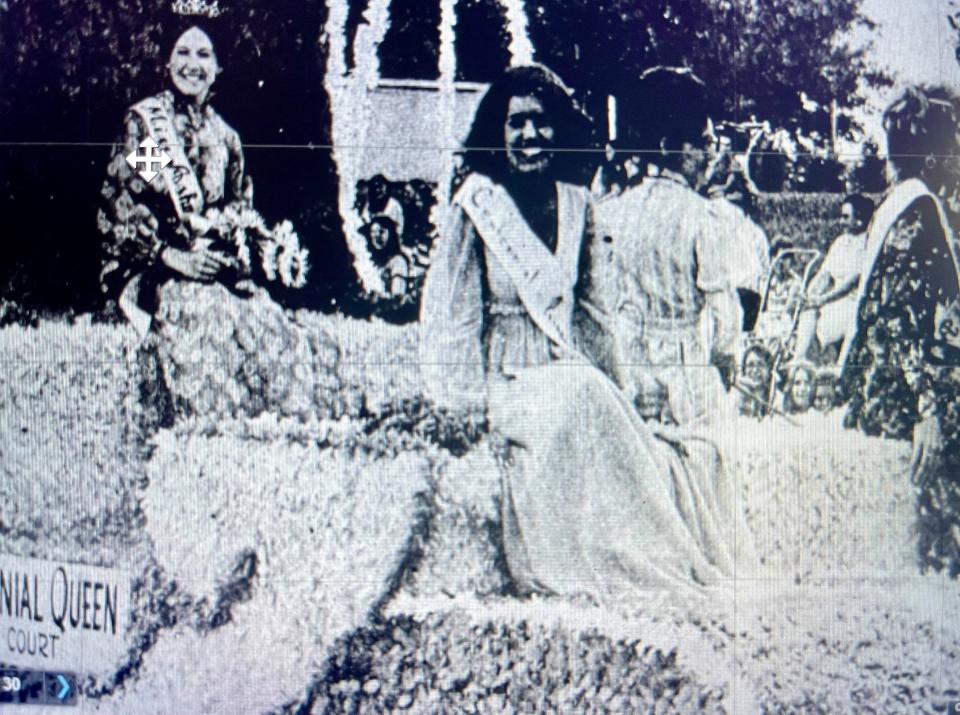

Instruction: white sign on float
[0,555,130,673]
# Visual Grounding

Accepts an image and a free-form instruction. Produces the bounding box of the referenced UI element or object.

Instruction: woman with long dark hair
[97,8,250,332]
[421,65,755,606]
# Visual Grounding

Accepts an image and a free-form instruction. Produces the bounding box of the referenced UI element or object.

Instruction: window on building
[454,0,511,82]
[378,0,441,80]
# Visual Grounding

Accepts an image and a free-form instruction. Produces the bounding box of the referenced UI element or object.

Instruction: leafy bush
[753,192,847,252]
[309,611,727,714]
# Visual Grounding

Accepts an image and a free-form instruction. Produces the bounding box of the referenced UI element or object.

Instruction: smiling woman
[168,26,220,103]
[97,11,252,331]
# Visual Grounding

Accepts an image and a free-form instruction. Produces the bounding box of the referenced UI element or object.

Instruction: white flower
[259,220,309,288]
[278,246,310,289]
[260,240,280,282]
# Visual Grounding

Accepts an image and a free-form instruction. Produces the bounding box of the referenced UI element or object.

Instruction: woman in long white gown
[420,65,755,606]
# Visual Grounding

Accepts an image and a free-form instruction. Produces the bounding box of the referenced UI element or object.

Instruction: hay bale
[293,309,423,416]
[720,413,916,579]
[400,446,508,600]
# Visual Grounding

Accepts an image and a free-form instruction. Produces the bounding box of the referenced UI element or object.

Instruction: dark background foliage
[524,0,888,140]
[0,0,355,322]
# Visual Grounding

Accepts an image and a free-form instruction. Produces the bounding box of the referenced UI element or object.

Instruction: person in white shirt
[593,68,766,423]
[793,194,875,363]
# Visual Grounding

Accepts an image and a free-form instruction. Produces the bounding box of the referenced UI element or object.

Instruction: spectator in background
[793,193,875,364]
[362,216,410,300]
[764,239,807,316]
[737,343,774,418]
[781,362,815,415]
[813,372,838,413]
[704,130,760,215]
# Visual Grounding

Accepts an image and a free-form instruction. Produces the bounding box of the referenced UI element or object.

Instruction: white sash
[131,95,205,220]
[839,178,960,368]
[454,173,583,354]
[119,96,206,337]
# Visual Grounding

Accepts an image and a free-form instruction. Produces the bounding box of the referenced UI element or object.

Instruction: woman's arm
[223,125,252,206]
[98,114,172,299]
[695,215,745,358]
[573,199,619,378]
[807,269,857,308]
[419,206,487,413]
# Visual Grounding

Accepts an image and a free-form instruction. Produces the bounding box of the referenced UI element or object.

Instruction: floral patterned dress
[97,90,249,314]
[842,185,960,576]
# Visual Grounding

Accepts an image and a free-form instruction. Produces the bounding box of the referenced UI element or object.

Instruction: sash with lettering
[131,94,205,219]
[839,177,960,369]
[119,94,206,336]
[453,173,585,358]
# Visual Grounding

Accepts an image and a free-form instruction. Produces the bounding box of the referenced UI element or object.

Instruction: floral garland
[199,205,310,289]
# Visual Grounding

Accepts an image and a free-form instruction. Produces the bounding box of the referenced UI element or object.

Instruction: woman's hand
[161,245,232,281]
[627,371,668,421]
[910,415,943,486]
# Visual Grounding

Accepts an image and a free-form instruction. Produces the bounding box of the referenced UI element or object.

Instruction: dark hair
[782,363,815,414]
[770,237,796,257]
[160,15,235,91]
[840,193,875,225]
[742,343,773,372]
[460,65,597,185]
[883,86,960,189]
[362,216,401,262]
[814,371,837,389]
[615,68,711,155]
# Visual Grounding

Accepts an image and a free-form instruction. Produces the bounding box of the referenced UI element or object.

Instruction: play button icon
[56,674,71,700]
[43,671,76,706]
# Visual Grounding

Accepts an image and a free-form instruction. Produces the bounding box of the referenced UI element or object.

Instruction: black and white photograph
[1,0,959,712]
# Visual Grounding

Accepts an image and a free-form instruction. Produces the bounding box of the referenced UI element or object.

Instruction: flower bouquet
[190,204,310,289]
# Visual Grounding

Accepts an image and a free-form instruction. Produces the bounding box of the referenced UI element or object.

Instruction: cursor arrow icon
[125,137,171,184]
[56,674,71,700]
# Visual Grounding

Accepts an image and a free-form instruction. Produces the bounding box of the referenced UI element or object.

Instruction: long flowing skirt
[488,362,756,604]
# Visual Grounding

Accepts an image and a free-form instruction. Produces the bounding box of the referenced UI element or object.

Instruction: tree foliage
[525,0,889,135]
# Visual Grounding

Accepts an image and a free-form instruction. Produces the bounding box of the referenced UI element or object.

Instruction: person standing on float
[593,69,767,425]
